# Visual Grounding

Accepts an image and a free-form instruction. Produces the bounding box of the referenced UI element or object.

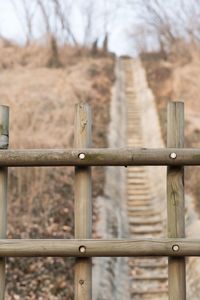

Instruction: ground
[141,48,200,225]
[0,42,114,299]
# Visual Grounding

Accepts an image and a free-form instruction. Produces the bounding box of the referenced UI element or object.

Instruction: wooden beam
[74,104,92,300]
[167,102,186,300]
[0,239,196,257]
[0,148,200,166]
[0,106,9,300]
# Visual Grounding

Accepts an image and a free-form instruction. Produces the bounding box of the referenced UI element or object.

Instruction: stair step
[128,214,162,220]
[131,263,167,269]
[127,199,151,205]
[127,174,146,178]
[127,168,146,172]
[127,194,150,200]
[129,217,162,225]
[133,275,168,281]
[132,289,168,295]
[128,202,153,207]
[128,210,161,217]
[127,182,148,186]
[130,227,163,234]
[127,182,149,187]
[127,197,151,203]
[127,187,149,192]
[127,189,150,194]
[127,184,149,190]
[128,202,151,208]
[128,206,155,212]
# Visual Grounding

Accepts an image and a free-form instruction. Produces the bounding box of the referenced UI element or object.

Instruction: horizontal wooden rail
[0,148,200,166]
[0,239,199,257]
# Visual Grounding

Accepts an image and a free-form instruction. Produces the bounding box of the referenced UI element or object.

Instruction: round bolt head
[172,244,180,252]
[79,245,86,253]
[170,152,177,159]
[79,153,86,160]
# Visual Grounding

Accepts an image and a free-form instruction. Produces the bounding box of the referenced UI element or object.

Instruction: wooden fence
[0,101,199,299]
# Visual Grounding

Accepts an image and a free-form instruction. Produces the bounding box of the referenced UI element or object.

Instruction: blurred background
[0,0,200,299]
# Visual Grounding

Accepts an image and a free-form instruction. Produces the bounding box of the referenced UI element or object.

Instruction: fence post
[167,102,186,300]
[0,106,9,300]
[74,103,92,300]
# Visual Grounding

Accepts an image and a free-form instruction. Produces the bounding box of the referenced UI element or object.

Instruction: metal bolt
[172,244,180,252]
[79,153,86,160]
[170,152,177,159]
[79,245,86,253]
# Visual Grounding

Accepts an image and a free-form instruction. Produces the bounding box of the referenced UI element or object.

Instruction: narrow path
[122,58,168,299]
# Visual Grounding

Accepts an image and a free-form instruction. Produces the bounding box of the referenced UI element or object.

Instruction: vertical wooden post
[0,106,9,300]
[74,103,92,300]
[167,102,186,300]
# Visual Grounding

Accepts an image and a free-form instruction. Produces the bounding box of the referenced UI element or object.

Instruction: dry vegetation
[141,45,200,217]
[0,41,115,299]
[127,0,200,218]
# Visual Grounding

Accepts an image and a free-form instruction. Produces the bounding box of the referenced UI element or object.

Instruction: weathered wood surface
[74,104,92,300]
[0,148,200,166]
[0,106,9,300]
[167,102,186,300]
[0,239,197,256]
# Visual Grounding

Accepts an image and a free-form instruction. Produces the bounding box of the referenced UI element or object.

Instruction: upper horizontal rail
[0,148,200,166]
[0,239,199,257]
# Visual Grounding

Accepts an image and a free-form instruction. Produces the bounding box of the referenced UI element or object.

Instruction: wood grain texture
[167,102,186,300]
[0,148,200,166]
[0,106,9,300]
[74,104,92,300]
[0,239,196,256]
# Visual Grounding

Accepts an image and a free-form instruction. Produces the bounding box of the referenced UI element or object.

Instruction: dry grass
[141,46,200,216]
[0,41,115,299]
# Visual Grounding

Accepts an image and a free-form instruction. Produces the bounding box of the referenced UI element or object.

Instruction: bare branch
[10,0,37,44]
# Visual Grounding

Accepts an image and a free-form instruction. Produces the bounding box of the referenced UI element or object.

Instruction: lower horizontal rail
[0,239,199,257]
[0,148,200,166]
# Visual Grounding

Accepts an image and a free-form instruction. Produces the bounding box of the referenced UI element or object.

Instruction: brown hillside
[0,43,114,299]
[142,48,200,217]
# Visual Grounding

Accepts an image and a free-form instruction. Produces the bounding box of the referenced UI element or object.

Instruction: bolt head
[172,244,179,252]
[170,152,177,159]
[79,245,86,253]
[79,153,86,160]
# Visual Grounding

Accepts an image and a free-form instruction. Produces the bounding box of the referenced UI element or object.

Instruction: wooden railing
[0,101,198,299]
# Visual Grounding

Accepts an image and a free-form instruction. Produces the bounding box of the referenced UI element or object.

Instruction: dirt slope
[0,43,114,299]
[142,52,200,212]
[142,50,200,299]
